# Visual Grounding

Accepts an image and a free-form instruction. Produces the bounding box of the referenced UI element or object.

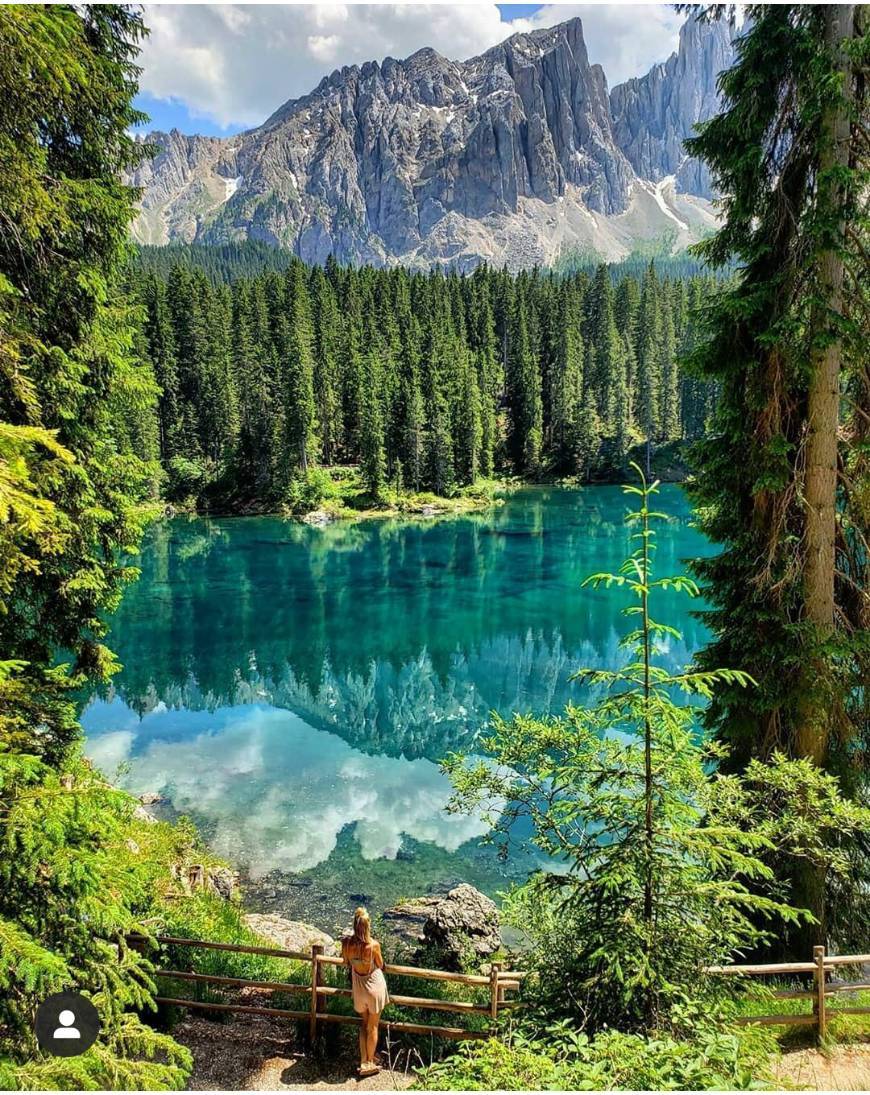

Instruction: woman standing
[341,907,389,1077]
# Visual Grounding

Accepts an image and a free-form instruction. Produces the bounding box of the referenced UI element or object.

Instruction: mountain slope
[130,15,733,269]
[610,15,734,199]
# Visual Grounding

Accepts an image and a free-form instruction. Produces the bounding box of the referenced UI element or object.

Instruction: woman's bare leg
[366,1012,380,1065]
[358,1012,368,1067]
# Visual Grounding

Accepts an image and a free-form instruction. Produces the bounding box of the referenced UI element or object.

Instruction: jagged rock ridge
[130,15,734,269]
[609,15,735,199]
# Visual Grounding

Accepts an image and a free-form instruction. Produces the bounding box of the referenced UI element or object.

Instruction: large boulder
[242,913,339,956]
[383,884,501,970]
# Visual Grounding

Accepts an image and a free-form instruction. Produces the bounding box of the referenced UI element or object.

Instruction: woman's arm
[373,941,385,970]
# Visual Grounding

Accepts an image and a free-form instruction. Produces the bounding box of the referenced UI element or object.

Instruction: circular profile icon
[35,992,100,1057]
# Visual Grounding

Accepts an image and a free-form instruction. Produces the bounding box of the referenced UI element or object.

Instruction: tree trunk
[796,4,854,765]
[792,5,854,953]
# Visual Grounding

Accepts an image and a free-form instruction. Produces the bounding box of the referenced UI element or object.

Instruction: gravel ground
[775,1044,870,1090]
[170,997,419,1091]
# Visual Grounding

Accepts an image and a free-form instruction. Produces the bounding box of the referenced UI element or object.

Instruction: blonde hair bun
[352,906,372,945]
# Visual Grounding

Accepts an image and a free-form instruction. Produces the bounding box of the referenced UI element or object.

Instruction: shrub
[283,467,341,514]
[417,1011,777,1091]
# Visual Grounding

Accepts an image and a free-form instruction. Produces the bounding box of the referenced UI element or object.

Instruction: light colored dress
[346,941,389,1015]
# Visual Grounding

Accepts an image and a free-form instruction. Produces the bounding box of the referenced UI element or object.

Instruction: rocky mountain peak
[609,16,734,198]
[130,14,734,269]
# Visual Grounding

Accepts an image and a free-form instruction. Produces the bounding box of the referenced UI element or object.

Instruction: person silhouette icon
[36,991,99,1056]
[52,1009,81,1040]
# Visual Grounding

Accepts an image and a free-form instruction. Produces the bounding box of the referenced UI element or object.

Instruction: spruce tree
[455,350,483,484]
[686,4,868,948]
[635,263,663,472]
[281,261,318,481]
[0,6,192,1086]
[310,265,342,465]
[507,290,543,475]
[551,283,585,471]
[658,280,680,442]
[359,351,386,500]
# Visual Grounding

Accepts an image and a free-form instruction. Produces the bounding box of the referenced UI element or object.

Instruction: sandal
[358,1062,380,1078]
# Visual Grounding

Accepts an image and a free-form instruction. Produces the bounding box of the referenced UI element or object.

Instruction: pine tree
[589,265,620,430]
[359,351,386,500]
[634,263,662,470]
[686,4,868,948]
[507,289,543,475]
[141,273,180,462]
[658,280,680,441]
[551,283,585,471]
[310,266,342,464]
[0,6,192,1086]
[281,261,318,482]
[455,349,483,484]
[426,387,455,496]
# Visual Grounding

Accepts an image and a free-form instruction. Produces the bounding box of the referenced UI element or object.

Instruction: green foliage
[417,1007,777,1091]
[156,892,308,990]
[283,467,341,515]
[129,255,722,510]
[0,6,193,1087]
[445,468,851,1033]
[685,9,869,763]
[684,4,869,951]
[0,743,193,1089]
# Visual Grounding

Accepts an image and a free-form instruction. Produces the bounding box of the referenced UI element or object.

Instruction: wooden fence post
[813,945,827,1042]
[309,944,323,1045]
[489,961,502,1021]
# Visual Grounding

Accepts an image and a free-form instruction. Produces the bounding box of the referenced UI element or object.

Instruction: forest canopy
[128,256,720,508]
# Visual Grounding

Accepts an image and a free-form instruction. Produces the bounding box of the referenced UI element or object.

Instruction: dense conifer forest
[130,256,719,508]
[1,3,867,1090]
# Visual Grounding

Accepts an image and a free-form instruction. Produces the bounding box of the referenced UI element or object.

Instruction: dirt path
[172,1008,418,1091]
[775,1044,870,1091]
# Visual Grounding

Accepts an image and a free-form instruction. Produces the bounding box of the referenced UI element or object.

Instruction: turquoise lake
[81,485,715,933]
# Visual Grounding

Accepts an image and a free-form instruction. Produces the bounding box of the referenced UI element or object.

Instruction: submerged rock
[383,883,501,969]
[243,913,339,956]
[138,791,165,805]
[301,509,334,526]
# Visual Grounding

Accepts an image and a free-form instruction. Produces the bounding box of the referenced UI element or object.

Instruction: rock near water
[130,16,734,269]
[242,913,340,956]
[383,883,501,970]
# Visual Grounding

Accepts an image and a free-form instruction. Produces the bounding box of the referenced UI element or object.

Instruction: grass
[283,466,516,522]
[732,978,870,1050]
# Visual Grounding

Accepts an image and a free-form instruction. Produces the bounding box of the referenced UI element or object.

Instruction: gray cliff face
[609,17,734,199]
[130,16,731,268]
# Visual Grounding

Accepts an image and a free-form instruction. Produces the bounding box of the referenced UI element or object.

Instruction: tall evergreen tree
[686,4,868,948]
[551,283,585,471]
[507,290,543,474]
[635,263,663,471]
[455,349,483,484]
[310,265,341,464]
[359,350,386,500]
[658,280,680,441]
[0,6,192,1086]
[281,261,318,481]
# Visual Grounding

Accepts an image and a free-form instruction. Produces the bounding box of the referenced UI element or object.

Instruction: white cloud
[84,701,496,876]
[527,5,685,86]
[138,4,685,130]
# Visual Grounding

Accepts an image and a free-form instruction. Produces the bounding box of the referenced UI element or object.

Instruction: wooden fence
[706,947,870,1039]
[135,934,524,1042]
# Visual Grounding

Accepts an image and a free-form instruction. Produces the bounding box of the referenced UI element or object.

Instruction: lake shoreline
[85,485,710,931]
[157,443,692,525]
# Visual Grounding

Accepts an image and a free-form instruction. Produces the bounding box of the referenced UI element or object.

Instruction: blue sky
[133,4,684,137]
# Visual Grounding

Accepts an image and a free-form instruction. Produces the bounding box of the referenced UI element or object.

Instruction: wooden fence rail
[704,946,870,1041]
[131,933,522,1042]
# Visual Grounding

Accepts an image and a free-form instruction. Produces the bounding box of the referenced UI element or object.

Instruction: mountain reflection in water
[81,486,714,921]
